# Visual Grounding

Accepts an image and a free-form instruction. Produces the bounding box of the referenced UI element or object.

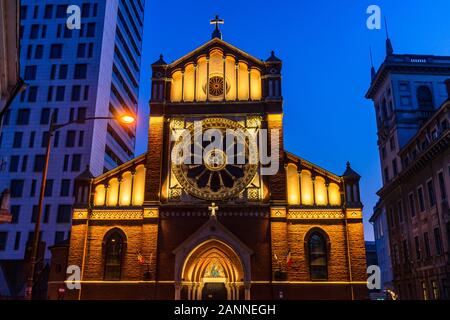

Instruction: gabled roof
[93,153,146,184]
[285,151,342,183]
[168,37,266,70]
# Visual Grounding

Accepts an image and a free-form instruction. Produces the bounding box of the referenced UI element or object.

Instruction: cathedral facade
[51,26,368,300]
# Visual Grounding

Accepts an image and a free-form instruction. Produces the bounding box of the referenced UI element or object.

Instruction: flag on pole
[286,248,292,268]
[136,250,145,264]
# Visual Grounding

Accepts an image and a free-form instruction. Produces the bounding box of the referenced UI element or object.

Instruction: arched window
[308,232,328,280]
[103,229,126,280]
[417,86,433,108]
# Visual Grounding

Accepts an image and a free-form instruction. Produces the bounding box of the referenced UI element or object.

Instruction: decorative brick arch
[172,217,253,300]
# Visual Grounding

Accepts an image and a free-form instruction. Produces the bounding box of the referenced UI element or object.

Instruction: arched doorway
[181,240,244,300]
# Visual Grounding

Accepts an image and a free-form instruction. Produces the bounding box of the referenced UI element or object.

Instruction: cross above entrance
[208,202,219,217]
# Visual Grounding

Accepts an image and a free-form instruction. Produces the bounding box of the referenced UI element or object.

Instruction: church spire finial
[384,17,394,56]
[210,15,224,39]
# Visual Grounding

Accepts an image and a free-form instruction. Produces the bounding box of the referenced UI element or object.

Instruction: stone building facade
[368,38,450,300]
[50,25,368,300]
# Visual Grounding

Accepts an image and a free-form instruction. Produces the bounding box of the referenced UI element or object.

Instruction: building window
[422,282,428,300]
[65,131,76,147]
[414,236,421,260]
[60,179,71,197]
[30,180,36,197]
[10,180,25,198]
[57,205,72,223]
[71,85,81,101]
[103,229,125,280]
[392,159,398,176]
[10,206,20,224]
[87,23,96,37]
[78,131,85,147]
[13,132,23,148]
[50,44,63,59]
[33,5,39,18]
[0,232,7,251]
[35,45,43,59]
[9,156,20,172]
[24,65,37,80]
[20,5,28,19]
[417,86,433,108]
[74,64,87,79]
[389,136,395,151]
[409,193,416,217]
[82,4,91,18]
[77,43,86,58]
[71,154,82,171]
[47,86,54,101]
[55,86,65,101]
[384,167,389,183]
[43,205,51,223]
[83,86,89,100]
[41,131,50,148]
[388,207,395,228]
[63,155,69,172]
[14,232,21,251]
[22,155,28,172]
[44,5,53,19]
[17,109,31,125]
[438,172,447,201]
[29,131,35,148]
[77,107,87,122]
[33,155,46,172]
[431,281,439,300]
[30,24,39,39]
[308,232,328,280]
[427,180,436,207]
[40,108,51,125]
[31,205,38,223]
[56,5,67,18]
[88,43,94,58]
[27,86,38,102]
[54,232,65,245]
[434,228,443,256]
[417,187,425,212]
[424,232,431,258]
[402,240,409,263]
[45,179,54,197]
[397,201,404,223]
[59,65,68,79]
[41,25,47,38]
[52,130,58,148]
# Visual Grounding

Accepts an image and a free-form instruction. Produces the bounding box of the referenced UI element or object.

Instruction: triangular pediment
[169,38,266,71]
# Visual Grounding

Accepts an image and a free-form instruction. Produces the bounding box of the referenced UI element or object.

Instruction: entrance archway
[172,217,253,300]
[181,240,244,300]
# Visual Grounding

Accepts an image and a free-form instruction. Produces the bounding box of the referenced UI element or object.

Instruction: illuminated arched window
[103,229,126,280]
[308,232,328,280]
[417,86,433,108]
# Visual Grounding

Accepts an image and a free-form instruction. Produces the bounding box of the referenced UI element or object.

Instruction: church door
[202,283,228,300]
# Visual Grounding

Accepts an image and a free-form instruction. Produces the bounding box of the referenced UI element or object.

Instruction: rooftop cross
[208,202,219,218]
[210,15,224,39]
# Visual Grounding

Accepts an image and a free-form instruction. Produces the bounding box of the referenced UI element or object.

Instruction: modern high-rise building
[0,0,144,297]
[367,36,450,300]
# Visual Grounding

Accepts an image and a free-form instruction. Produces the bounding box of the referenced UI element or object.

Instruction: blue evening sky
[135,0,450,240]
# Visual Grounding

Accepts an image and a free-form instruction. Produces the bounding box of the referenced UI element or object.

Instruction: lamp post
[25,112,136,300]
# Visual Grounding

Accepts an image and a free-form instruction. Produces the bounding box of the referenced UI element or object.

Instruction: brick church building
[48,19,368,300]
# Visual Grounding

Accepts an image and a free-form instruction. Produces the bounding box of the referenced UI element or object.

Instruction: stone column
[244,282,251,300]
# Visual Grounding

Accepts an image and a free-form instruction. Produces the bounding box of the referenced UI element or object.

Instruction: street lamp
[25,112,136,300]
